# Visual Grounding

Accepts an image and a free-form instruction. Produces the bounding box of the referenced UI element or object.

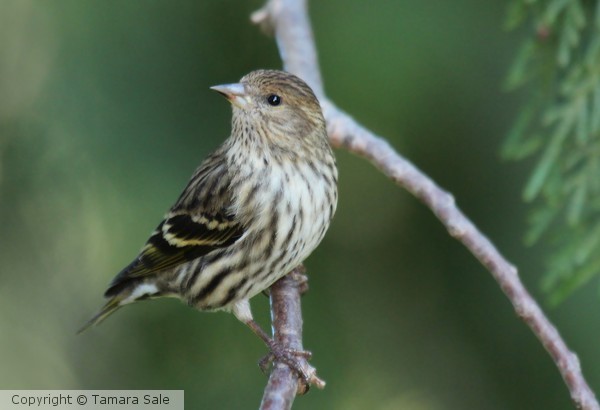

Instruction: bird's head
[211,70,327,150]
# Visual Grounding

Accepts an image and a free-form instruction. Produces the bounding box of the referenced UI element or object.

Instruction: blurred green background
[1,1,598,409]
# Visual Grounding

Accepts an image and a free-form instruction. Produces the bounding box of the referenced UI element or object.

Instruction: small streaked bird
[79,69,338,373]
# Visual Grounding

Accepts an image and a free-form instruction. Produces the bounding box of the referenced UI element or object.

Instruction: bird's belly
[182,162,335,310]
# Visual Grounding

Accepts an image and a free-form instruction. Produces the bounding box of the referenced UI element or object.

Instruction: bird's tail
[77,295,125,334]
[77,281,165,334]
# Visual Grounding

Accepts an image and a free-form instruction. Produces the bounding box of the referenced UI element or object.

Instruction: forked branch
[254,0,599,409]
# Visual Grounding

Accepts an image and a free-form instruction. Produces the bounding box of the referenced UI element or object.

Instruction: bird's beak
[210,83,251,109]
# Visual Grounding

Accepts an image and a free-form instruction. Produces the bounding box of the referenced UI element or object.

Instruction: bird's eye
[267,94,282,106]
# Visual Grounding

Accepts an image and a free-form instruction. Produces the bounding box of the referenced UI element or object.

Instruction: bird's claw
[259,340,314,387]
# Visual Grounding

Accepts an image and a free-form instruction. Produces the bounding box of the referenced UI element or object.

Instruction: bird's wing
[128,211,243,276]
[105,150,244,296]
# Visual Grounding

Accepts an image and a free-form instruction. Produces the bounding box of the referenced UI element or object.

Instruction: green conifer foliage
[506,0,600,304]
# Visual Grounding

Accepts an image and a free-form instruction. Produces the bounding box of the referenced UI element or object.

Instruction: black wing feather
[104,147,244,297]
[105,214,243,297]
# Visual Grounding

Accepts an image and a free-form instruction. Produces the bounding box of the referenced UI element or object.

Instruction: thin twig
[260,268,323,410]
[253,0,600,409]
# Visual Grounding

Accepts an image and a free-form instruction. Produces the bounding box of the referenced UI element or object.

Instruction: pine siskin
[80,69,338,371]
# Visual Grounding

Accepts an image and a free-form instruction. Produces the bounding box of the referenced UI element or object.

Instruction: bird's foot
[259,340,312,375]
[288,268,309,295]
[259,339,324,393]
[242,313,325,391]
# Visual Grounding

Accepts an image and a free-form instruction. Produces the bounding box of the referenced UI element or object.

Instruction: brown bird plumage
[79,70,337,372]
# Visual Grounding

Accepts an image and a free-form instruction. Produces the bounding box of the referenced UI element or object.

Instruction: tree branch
[253,0,600,409]
[259,267,323,410]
